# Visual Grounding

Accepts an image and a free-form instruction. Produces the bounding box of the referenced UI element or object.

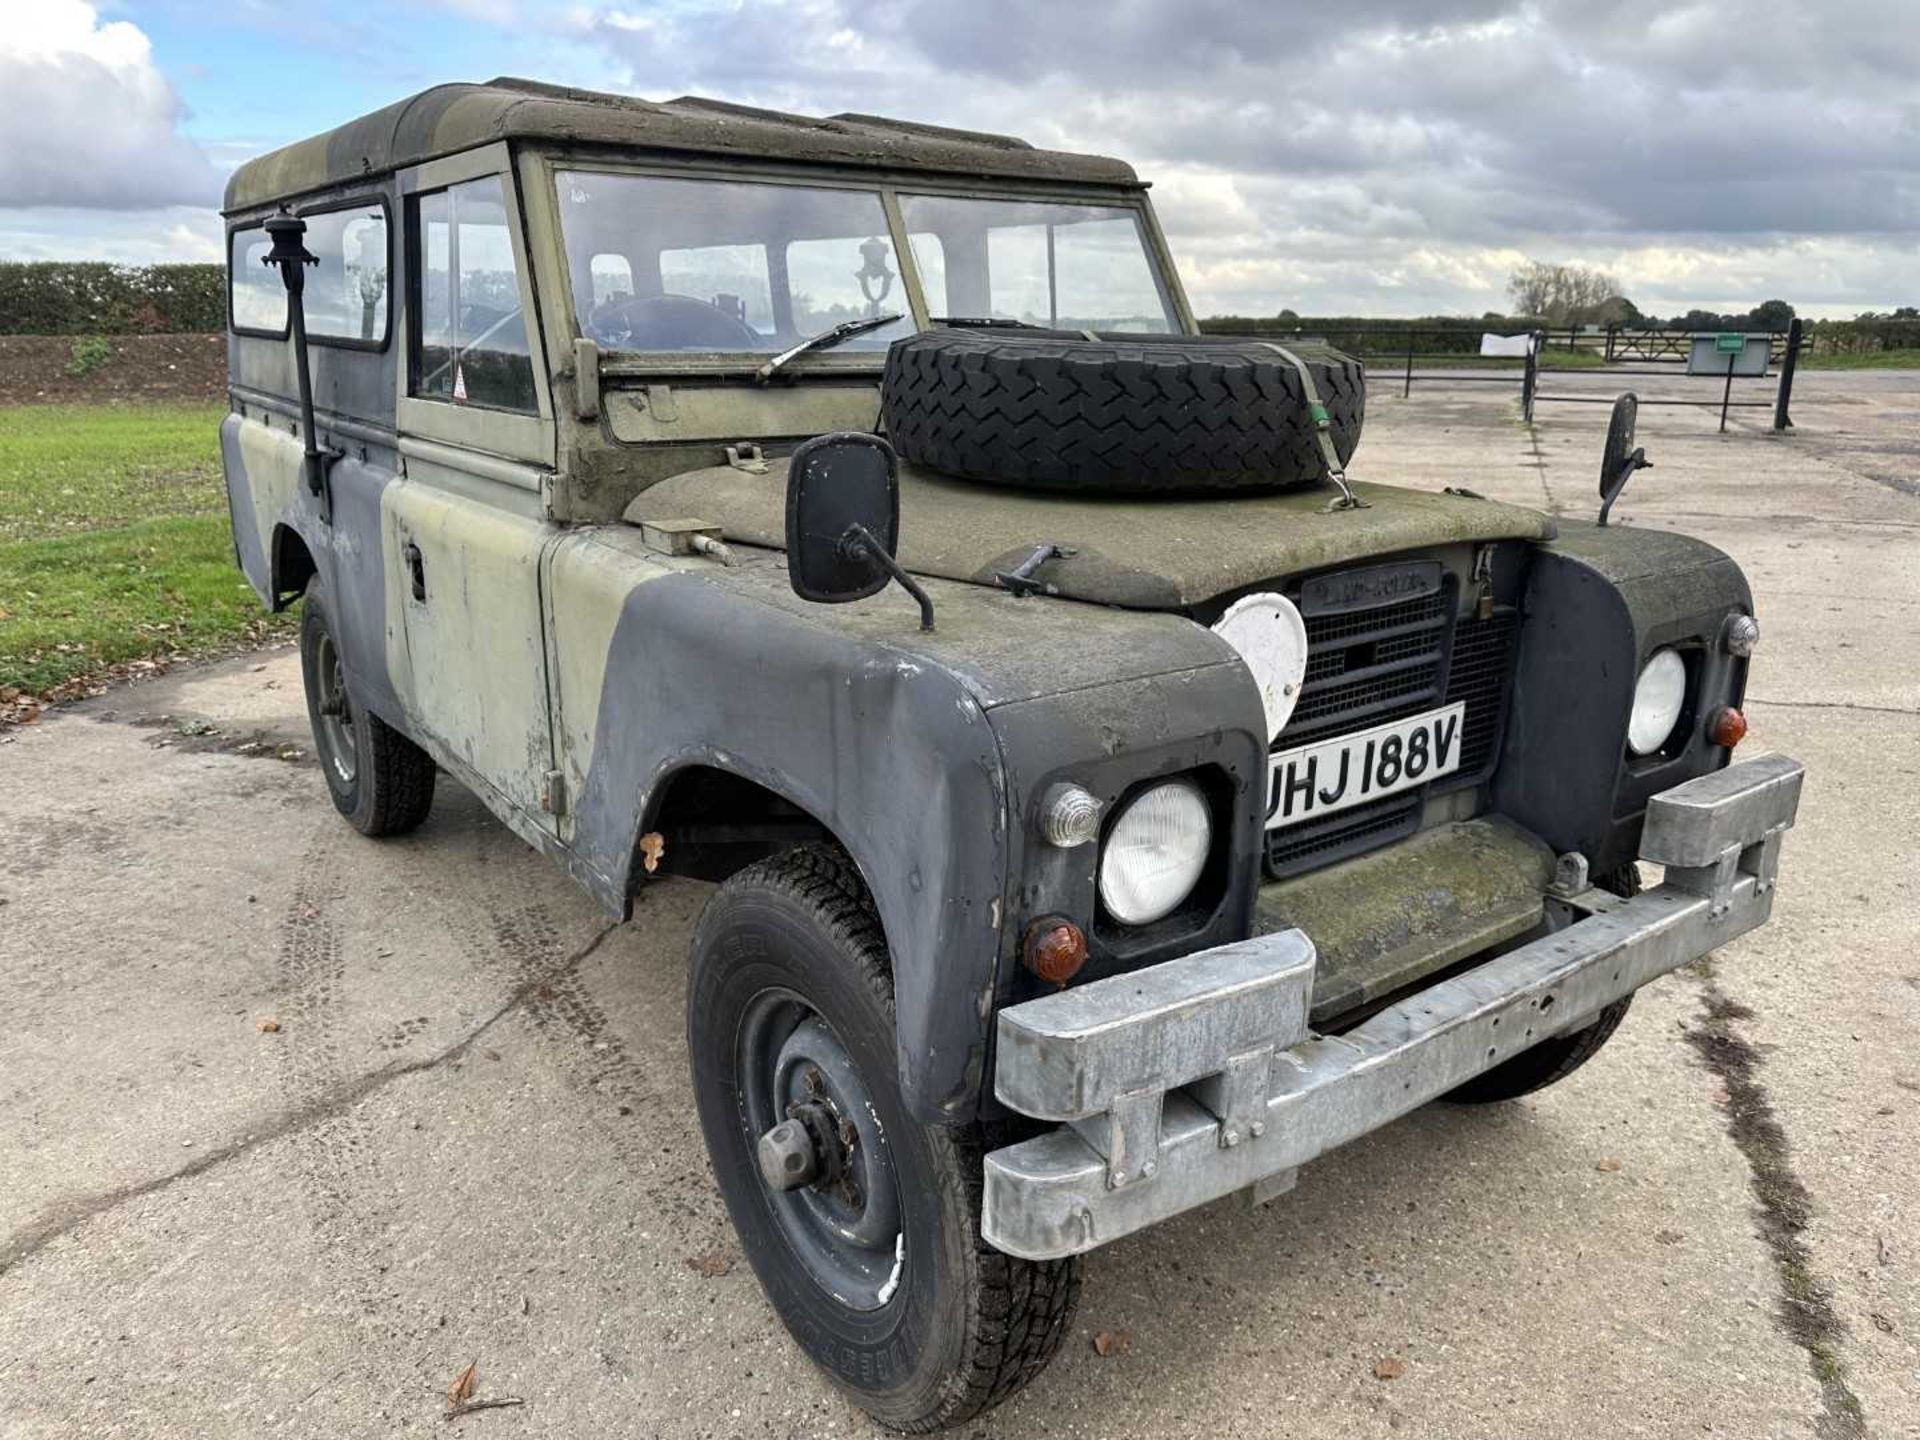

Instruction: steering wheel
[590,293,762,350]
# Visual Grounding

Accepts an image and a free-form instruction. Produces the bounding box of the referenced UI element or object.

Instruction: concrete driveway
[3,372,1915,1438]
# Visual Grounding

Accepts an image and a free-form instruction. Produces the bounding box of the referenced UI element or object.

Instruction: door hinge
[541,770,568,817]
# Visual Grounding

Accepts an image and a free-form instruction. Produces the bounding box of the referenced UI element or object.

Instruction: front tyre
[298,572,435,837]
[688,846,1079,1431]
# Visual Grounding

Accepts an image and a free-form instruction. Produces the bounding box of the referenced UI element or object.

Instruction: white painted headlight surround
[1211,592,1309,743]
[1098,779,1212,926]
[1629,647,1688,755]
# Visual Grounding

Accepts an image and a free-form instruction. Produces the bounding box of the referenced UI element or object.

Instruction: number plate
[1266,703,1466,829]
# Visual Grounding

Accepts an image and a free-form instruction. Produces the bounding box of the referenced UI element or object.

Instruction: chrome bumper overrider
[983,754,1804,1261]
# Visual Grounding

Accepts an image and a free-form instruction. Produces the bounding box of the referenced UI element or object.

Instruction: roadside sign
[1688,333,1770,377]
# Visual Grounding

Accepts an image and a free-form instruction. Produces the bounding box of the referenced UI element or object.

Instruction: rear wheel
[687,846,1079,1431]
[1445,865,1642,1104]
[298,572,435,837]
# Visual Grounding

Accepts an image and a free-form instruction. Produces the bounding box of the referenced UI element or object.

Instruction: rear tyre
[688,846,1080,1432]
[298,573,435,837]
[1444,865,1643,1104]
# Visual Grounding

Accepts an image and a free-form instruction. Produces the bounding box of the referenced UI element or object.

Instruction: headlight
[1098,779,1211,925]
[1628,648,1688,755]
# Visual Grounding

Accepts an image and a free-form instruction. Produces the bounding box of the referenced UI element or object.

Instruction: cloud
[6,0,1912,316]
[571,0,1920,314]
[0,0,220,211]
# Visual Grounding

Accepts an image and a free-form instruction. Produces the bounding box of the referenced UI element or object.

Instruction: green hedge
[1803,318,1920,356]
[0,262,226,336]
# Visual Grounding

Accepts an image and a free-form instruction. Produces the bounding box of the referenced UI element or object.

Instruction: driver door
[387,148,560,831]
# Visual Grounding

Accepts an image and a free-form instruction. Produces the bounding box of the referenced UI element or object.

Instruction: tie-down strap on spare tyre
[879,329,1366,495]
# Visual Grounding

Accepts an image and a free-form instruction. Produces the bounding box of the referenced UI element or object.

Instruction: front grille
[1264,577,1519,879]
[1446,608,1519,776]
[1281,589,1450,746]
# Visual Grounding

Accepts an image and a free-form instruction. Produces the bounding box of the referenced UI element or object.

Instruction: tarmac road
[2,371,1915,1438]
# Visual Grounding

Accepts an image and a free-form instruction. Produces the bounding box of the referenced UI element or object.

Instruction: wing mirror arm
[261,210,341,521]
[840,522,935,632]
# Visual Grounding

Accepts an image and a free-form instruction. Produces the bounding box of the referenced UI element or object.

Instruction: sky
[1,0,1915,319]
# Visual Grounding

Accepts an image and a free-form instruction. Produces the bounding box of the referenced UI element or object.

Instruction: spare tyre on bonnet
[880,329,1365,492]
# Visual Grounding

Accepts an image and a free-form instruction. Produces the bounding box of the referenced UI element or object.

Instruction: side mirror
[1597,392,1652,527]
[786,432,934,630]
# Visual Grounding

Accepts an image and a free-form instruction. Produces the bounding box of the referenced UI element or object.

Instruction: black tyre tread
[697,845,1081,1432]
[300,576,435,838]
[880,330,1364,493]
[1445,865,1643,1105]
[354,709,436,836]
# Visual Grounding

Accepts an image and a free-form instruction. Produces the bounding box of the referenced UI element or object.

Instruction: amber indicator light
[1707,706,1748,748]
[1023,917,1088,986]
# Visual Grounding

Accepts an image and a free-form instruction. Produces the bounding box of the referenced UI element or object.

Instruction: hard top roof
[224,77,1140,212]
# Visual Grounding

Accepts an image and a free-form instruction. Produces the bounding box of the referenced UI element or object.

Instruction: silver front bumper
[983,754,1804,1261]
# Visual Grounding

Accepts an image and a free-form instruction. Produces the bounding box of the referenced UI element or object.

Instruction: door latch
[404,542,426,602]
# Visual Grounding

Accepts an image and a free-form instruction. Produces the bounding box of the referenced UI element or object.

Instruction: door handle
[404,542,426,602]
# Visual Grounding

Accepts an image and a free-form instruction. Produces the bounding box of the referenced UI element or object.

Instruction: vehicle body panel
[628,460,1557,609]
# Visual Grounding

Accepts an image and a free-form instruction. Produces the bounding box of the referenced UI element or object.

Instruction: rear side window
[302,205,389,345]
[229,226,286,334]
[229,207,388,343]
[409,175,537,412]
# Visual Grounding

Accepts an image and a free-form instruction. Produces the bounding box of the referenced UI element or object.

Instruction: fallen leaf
[685,1250,733,1278]
[256,1018,281,1033]
[447,1361,478,1410]
[1877,1234,1893,1266]
[1870,1312,1895,1334]
[1374,1356,1407,1381]
[638,831,667,874]
[1091,1330,1130,1357]
[1653,1229,1684,1246]
[1596,1157,1622,1173]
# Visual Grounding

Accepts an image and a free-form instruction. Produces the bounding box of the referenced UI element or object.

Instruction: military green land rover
[222,77,1803,1430]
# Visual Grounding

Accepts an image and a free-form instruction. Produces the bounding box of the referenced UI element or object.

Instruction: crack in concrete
[1747,697,1920,717]
[0,921,620,1279]
[1521,417,1562,516]
[1685,980,1867,1439]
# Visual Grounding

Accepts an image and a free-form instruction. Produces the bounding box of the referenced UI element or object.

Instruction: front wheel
[687,846,1079,1431]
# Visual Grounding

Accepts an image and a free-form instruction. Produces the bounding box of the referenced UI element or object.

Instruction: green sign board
[1716,332,1747,352]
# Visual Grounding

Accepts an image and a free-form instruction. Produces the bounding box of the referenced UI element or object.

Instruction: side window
[229,226,286,334]
[410,175,537,413]
[589,253,633,306]
[303,206,389,344]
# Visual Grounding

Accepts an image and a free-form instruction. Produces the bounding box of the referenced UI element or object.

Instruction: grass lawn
[0,403,290,699]
[1799,348,1920,370]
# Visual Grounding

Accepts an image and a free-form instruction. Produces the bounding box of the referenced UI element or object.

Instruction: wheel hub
[740,997,904,1310]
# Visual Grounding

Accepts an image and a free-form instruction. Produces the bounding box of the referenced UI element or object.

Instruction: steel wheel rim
[739,988,903,1312]
[313,631,356,787]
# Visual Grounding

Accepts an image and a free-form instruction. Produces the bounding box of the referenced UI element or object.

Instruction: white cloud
[0,205,223,263]
[0,0,219,211]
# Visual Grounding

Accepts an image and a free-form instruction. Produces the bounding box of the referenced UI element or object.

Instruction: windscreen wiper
[931,316,1046,329]
[756,312,903,383]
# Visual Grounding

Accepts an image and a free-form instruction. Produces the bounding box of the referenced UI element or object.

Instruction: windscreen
[555,171,914,354]
[898,194,1175,333]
